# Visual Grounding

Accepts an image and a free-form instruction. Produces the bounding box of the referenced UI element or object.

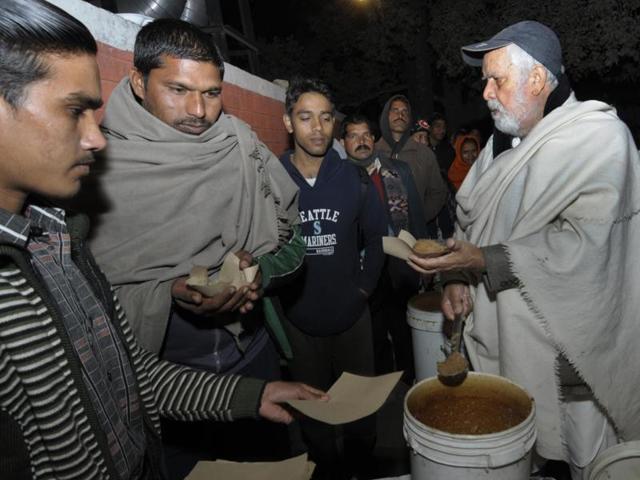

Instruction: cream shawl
[456,94,640,459]
[88,78,299,353]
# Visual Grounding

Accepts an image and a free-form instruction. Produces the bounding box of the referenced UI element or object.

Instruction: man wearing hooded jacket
[376,95,447,229]
[279,78,386,480]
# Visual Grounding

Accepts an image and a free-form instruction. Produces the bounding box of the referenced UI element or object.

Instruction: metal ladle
[437,313,469,386]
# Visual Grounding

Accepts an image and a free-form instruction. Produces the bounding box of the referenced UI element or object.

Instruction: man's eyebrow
[295,109,333,116]
[167,81,221,93]
[65,93,103,110]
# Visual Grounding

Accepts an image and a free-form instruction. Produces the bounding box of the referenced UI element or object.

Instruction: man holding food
[407,20,640,479]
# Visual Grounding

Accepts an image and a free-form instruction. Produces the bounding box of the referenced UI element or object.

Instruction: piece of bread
[412,239,449,257]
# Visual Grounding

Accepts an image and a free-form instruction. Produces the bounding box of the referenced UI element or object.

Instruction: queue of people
[0,1,638,480]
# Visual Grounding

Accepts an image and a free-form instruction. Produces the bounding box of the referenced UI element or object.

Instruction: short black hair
[134,19,225,80]
[428,112,446,125]
[340,113,374,139]
[0,0,97,108]
[285,77,335,115]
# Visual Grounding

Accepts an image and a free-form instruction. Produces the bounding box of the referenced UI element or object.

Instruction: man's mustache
[177,119,211,128]
[355,144,371,152]
[486,99,504,112]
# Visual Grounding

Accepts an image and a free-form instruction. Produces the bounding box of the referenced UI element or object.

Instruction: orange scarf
[448,134,480,191]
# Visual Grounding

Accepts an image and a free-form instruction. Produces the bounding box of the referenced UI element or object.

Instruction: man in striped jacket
[0,2,324,479]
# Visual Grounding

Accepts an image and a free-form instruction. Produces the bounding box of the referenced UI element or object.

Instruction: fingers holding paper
[259,381,329,424]
[171,276,249,315]
[235,250,264,313]
[407,238,486,275]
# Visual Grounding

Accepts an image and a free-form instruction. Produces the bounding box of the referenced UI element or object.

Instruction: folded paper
[287,371,402,425]
[382,229,419,261]
[185,453,315,480]
[186,253,259,297]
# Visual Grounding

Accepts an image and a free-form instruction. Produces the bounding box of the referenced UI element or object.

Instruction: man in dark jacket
[376,95,447,234]
[0,2,324,479]
[340,113,427,382]
[280,79,387,479]
[426,112,457,238]
[428,112,456,175]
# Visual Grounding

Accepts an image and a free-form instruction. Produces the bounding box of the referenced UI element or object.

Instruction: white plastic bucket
[587,441,640,479]
[404,372,537,480]
[406,292,447,381]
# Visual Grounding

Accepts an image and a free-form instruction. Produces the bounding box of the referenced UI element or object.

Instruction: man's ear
[0,95,17,125]
[129,68,146,100]
[339,138,345,147]
[530,64,548,96]
[283,113,293,134]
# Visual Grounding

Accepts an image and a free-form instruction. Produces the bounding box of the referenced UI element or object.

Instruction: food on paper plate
[412,239,449,257]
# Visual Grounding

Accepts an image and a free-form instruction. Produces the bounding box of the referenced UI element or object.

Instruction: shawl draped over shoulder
[456,94,640,458]
[88,78,299,353]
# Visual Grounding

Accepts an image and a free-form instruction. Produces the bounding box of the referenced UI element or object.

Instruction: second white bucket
[406,291,447,381]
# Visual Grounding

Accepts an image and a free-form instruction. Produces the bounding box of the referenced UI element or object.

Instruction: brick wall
[95,42,291,156]
[96,43,132,121]
[222,83,291,156]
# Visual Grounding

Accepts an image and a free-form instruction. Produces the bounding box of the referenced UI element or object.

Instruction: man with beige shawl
[408,21,640,479]
[81,19,306,477]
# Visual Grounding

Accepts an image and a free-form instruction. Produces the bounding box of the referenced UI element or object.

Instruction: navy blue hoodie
[279,148,386,336]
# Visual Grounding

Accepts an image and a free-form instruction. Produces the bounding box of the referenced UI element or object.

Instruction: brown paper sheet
[184,453,315,480]
[186,254,259,297]
[382,229,417,261]
[287,371,402,425]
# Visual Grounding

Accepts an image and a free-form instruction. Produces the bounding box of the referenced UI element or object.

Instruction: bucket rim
[588,441,640,479]
[404,372,536,439]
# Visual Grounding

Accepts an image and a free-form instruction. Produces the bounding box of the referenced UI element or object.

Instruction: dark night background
[246,0,640,144]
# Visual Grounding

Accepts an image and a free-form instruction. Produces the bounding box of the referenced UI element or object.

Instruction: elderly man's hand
[259,381,329,424]
[407,238,485,275]
[441,282,473,320]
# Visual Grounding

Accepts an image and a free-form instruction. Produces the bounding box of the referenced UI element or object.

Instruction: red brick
[97,58,130,83]
[97,42,133,63]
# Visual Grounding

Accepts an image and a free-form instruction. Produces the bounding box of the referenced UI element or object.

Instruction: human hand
[235,250,264,314]
[259,381,329,424]
[171,276,250,316]
[407,238,485,275]
[441,282,473,320]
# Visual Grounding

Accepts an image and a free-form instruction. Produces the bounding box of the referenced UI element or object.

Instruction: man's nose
[81,112,107,152]
[186,92,206,118]
[483,79,496,101]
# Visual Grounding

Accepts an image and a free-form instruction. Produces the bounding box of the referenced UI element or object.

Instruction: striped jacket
[0,214,265,480]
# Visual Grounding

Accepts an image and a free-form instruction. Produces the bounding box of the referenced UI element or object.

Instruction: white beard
[487,86,529,137]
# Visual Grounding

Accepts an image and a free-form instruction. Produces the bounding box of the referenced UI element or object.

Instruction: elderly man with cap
[408,20,640,478]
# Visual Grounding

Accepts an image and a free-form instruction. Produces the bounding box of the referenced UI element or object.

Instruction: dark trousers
[370,260,418,384]
[282,309,377,480]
